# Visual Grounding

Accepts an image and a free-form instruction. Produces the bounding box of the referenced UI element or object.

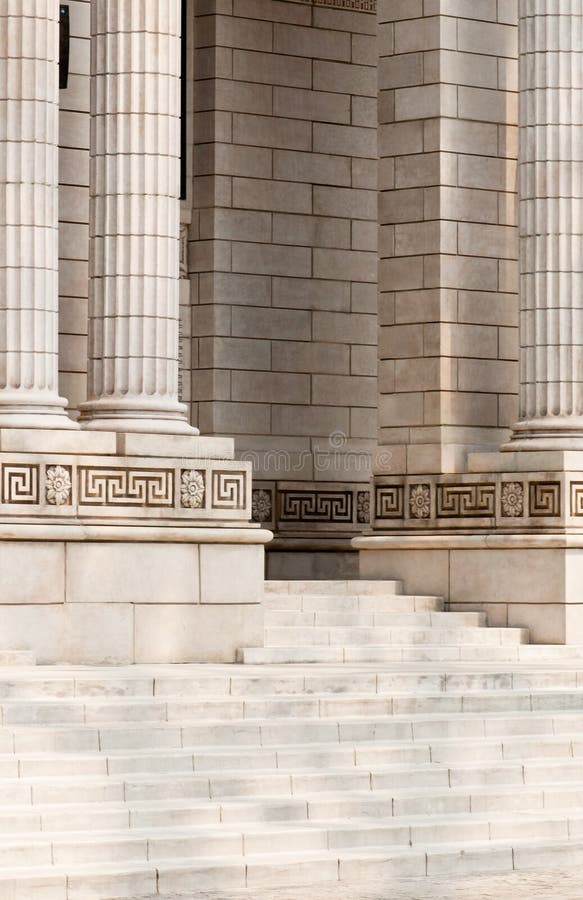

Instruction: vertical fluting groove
[81,0,192,433]
[514,0,583,438]
[0,1,72,424]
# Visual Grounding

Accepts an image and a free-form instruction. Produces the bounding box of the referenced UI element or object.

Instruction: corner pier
[356,1,583,644]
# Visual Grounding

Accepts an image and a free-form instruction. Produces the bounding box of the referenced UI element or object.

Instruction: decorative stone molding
[356,490,371,524]
[180,470,205,509]
[253,482,370,531]
[571,483,583,517]
[409,484,431,520]
[501,482,524,518]
[3,466,39,505]
[0,455,251,520]
[252,489,273,524]
[372,473,572,530]
[45,466,72,507]
[375,486,404,521]
[437,484,496,519]
[291,0,375,10]
[529,482,561,518]
[280,490,353,523]
[79,469,174,507]
[212,471,246,510]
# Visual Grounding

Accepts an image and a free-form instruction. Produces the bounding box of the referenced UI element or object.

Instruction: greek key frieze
[79,468,174,507]
[291,0,375,10]
[436,484,495,518]
[314,0,376,11]
[212,471,247,510]
[529,481,561,517]
[2,465,39,504]
[280,490,353,523]
[375,485,404,520]
[571,482,583,517]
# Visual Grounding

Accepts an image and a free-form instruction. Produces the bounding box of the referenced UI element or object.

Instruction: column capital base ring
[502,417,583,452]
[79,399,198,435]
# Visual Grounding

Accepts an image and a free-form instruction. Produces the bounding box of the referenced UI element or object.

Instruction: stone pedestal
[355,449,583,644]
[0,429,270,663]
[357,2,583,645]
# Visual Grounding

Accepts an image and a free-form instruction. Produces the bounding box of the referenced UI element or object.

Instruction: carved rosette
[252,489,273,523]
[501,482,524,518]
[180,470,205,509]
[356,490,370,524]
[409,484,431,519]
[45,466,72,506]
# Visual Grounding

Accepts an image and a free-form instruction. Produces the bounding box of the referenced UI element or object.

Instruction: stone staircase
[4,580,583,896]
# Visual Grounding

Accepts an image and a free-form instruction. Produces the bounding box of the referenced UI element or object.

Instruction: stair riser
[264,627,529,647]
[1,670,583,700]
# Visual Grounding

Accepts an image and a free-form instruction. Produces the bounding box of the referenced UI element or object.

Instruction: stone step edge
[1,836,583,884]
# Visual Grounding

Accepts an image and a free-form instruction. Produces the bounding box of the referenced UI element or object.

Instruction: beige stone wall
[58,0,90,417]
[377,0,519,476]
[188,0,378,535]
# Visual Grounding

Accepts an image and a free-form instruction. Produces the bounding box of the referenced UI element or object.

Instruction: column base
[502,417,583,451]
[79,398,197,435]
[0,397,78,430]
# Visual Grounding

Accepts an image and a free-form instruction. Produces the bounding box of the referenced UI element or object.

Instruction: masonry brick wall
[189,0,379,495]
[377,0,519,475]
[58,0,90,417]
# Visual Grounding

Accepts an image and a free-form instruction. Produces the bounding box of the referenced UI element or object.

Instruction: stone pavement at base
[136,868,583,900]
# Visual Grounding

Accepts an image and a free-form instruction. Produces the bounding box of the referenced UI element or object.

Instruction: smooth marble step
[3,687,583,728]
[265,610,486,627]
[264,593,444,612]
[1,666,583,700]
[0,653,36,667]
[8,836,583,898]
[239,645,544,663]
[265,580,404,595]
[5,806,583,868]
[264,625,529,647]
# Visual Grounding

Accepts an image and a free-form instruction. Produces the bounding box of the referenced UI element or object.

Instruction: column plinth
[505,0,583,451]
[0,1,75,429]
[79,1,195,435]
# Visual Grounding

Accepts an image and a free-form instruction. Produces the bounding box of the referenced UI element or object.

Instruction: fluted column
[80,1,195,434]
[0,1,74,428]
[508,0,583,449]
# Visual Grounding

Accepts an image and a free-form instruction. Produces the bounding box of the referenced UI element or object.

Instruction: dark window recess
[180,0,187,200]
[59,5,70,90]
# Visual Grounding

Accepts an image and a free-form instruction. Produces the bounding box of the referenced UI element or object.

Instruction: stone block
[66,543,200,604]
[233,49,311,88]
[200,544,264,604]
[64,603,134,665]
[135,603,263,663]
[0,542,64,604]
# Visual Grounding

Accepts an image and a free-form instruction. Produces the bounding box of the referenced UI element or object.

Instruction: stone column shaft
[80,1,194,434]
[509,0,583,448]
[0,0,74,428]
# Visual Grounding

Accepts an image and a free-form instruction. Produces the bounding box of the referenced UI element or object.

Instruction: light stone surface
[80,0,193,434]
[0,0,75,428]
[138,870,583,899]
[376,0,518,475]
[505,0,583,449]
